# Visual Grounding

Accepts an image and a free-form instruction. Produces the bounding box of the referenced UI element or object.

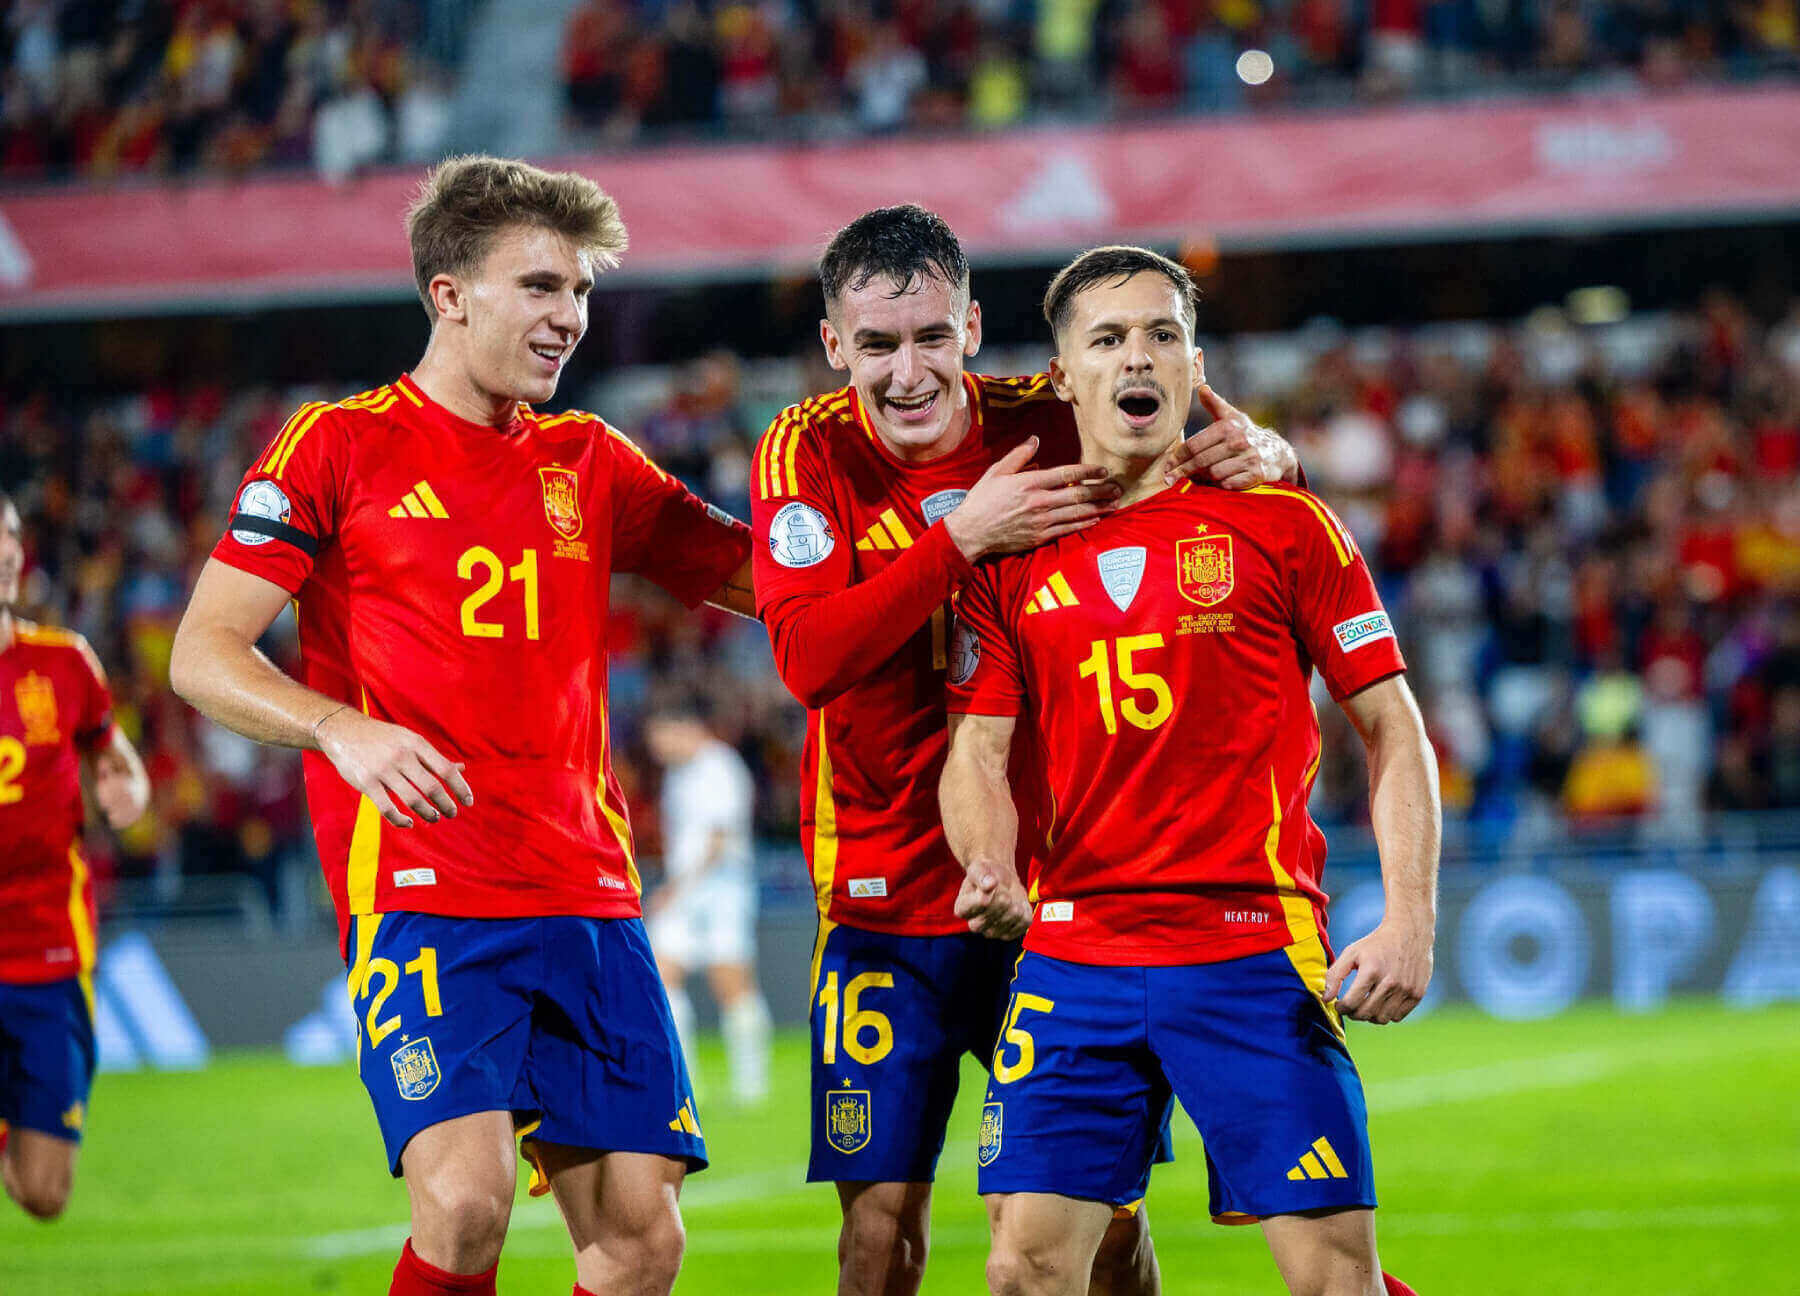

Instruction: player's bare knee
[840,1206,928,1292]
[412,1181,510,1268]
[987,1235,1083,1296]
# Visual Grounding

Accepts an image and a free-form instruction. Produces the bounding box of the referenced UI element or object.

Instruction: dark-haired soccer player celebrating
[0,490,150,1222]
[171,156,752,1296]
[752,206,1300,1296]
[941,247,1437,1296]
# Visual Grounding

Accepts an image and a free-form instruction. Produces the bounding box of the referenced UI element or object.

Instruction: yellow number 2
[993,992,1055,1084]
[1077,634,1173,735]
[0,736,24,805]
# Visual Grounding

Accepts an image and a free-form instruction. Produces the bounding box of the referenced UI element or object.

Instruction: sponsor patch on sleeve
[1333,611,1395,653]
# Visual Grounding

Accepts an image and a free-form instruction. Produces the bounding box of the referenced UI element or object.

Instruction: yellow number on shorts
[358,945,443,1049]
[0,737,24,805]
[405,947,443,1017]
[363,957,403,1047]
[993,992,1055,1084]
[818,970,895,1066]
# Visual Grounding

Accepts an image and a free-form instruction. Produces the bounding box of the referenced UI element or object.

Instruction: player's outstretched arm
[939,712,1031,940]
[1323,675,1441,1024]
[170,559,472,829]
[87,727,149,831]
[705,557,757,619]
[1160,382,1300,490]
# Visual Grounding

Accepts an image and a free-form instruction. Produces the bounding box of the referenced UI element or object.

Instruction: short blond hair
[405,154,628,318]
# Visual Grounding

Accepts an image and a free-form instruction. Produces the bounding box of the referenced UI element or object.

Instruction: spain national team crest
[978,1102,1004,1167]
[1176,532,1234,607]
[825,1089,871,1154]
[15,672,60,745]
[538,467,583,541]
[391,1036,441,1101]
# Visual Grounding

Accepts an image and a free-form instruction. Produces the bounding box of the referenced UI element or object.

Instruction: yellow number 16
[1077,634,1174,734]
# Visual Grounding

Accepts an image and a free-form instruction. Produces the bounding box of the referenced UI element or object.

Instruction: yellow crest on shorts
[539,466,583,541]
[825,1089,871,1154]
[15,672,60,745]
[391,1036,441,1101]
[978,1102,1003,1167]
[1177,532,1234,607]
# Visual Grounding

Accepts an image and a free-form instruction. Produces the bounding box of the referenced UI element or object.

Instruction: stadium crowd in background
[2,290,1798,911]
[5,0,1799,183]
[0,0,469,182]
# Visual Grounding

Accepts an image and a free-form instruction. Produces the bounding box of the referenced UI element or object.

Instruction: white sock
[722,992,772,1104]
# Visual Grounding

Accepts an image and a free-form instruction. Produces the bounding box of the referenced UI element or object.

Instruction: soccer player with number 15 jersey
[943,247,1438,1296]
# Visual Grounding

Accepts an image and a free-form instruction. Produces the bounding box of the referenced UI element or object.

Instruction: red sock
[574,1287,598,1296]
[1383,1274,1420,1296]
[389,1238,497,1296]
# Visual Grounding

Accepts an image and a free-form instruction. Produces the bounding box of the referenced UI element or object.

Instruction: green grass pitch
[3,999,1795,1294]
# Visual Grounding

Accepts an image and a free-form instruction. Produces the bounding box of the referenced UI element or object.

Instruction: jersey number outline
[1078,634,1174,734]
[457,546,541,641]
[818,969,895,1066]
[0,736,24,804]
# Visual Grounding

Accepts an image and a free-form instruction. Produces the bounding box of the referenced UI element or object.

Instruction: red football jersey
[948,481,1406,967]
[752,373,1078,936]
[0,623,114,984]
[211,375,749,950]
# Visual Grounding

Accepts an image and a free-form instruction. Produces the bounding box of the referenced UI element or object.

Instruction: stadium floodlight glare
[1237,49,1275,86]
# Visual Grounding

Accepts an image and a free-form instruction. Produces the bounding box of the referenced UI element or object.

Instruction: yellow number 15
[1077,634,1173,734]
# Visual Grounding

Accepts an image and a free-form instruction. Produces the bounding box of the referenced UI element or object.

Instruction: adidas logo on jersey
[388,480,450,519]
[854,509,915,552]
[1286,1137,1350,1181]
[1023,572,1080,614]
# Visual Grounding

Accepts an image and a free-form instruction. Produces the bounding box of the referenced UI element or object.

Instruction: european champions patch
[768,501,835,568]
[1333,611,1395,652]
[230,480,293,546]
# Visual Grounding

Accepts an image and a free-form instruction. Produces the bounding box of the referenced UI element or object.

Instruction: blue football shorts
[0,976,96,1144]
[805,922,1170,1187]
[346,912,706,1179]
[976,947,1376,1222]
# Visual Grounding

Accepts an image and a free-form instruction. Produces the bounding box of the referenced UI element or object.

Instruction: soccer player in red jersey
[941,247,1439,1296]
[169,157,753,1296]
[752,206,1301,1296]
[0,490,150,1221]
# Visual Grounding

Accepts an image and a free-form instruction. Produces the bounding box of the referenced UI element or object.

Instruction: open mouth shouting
[884,389,940,425]
[1115,385,1164,429]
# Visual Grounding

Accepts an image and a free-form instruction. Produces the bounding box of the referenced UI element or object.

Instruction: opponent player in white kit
[645,697,773,1104]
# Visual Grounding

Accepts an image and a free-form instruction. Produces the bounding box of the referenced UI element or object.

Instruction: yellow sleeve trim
[1247,485,1356,567]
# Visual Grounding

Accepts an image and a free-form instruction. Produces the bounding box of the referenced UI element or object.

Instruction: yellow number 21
[457,546,540,640]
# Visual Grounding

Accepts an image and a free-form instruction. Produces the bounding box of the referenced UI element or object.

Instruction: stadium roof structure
[4,85,1799,322]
